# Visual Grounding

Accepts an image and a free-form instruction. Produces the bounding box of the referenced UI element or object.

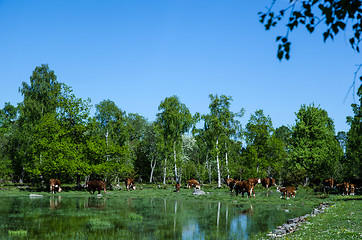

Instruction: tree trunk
[216,137,221,188]
[225,142,229,180]
[173,141,178,183]
[163,156,167,185]
[149,157,156,183]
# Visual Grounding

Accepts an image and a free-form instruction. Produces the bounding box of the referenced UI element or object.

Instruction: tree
[289,104,343,183]
[156,96,195,184]
[345,80,362,179]
[243,110,284,178]
[201,94,244,187]
[259,0,362,60]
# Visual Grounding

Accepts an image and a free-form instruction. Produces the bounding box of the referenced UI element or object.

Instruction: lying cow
[86,180,107,195]
[277,186,296,199]
[125,178,136,191]
[49,179,62,194]
[261,177,276,190]
[187,179,200,189]
[226,178,236,192]
[234,181,255,198]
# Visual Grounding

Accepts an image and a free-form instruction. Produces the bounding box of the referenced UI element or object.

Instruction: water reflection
[183,219,205,240]
[0,196,312,239]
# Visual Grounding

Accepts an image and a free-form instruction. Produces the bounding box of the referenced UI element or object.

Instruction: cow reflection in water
[49,196,61,210]
[84,197,107,209]
[229,205,254,240]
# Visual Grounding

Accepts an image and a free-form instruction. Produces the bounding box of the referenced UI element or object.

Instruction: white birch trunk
[163,156,167,185]
[225,143,229,180]
[216,137,221,188]
[174,141,178,182]
[149,157,156,183]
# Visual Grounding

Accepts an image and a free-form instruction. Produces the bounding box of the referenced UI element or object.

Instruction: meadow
[0,183,360,239]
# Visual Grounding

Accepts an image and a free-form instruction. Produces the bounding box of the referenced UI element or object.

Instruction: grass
[0,182,361,239]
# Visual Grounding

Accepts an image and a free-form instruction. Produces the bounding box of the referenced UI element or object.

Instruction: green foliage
[345,81,362,179]
[243,110,285,179]
[289,104,343,182]
[259,0,362,60]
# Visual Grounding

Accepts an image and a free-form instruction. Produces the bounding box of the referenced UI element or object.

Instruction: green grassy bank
[0,183,361,239]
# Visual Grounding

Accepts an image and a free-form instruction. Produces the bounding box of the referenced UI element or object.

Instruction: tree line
[0,65,360,187]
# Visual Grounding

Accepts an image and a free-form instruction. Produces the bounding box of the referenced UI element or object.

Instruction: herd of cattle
[49,177,359,199]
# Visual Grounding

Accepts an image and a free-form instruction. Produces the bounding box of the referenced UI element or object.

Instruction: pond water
[0,195,311,239]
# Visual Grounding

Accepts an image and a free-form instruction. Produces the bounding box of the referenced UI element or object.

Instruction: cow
[349,183,355,195]
[234,181,255,198]
[226,178,236,192]
[49,179,62,194]
[277,186,296,199]
[175,181,180,192]
[248,178,261,186]
[261,177,276,190]
[337,182,350,196]
[125,178,136,191]
[86,180,107,195]
[324,178,335,189]
[187,179,200,189]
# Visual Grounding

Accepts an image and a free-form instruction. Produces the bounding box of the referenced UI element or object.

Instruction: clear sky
[0,1,360,133]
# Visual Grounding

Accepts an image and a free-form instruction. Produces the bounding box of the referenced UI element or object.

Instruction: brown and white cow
[324,178,335,189]
[49,179,62,194]
[248,178,261,186]
[175,182,180,192]
[86,180,107,194]
[226,178,236,192]
[277,186,296,199]
[187,179,200,189]
[261,177,276,190]
[234,180,255,198]
[349,183,355,195]
[125,178,136,191]
[337,182,350,196]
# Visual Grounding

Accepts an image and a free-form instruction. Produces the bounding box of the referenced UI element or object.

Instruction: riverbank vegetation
[1,65,361,188]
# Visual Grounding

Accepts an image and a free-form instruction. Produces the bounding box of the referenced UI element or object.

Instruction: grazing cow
[234,181,255,198]
[277,186,296,199]
[49,179,62,194]
[248,178,261,186]
[337,182,350,196]
[187,179,200,189]
[175,181,180,192]
[226,178,236,192]
[125,178,136,191]
[86,180,107,194]
[261,177,276,190]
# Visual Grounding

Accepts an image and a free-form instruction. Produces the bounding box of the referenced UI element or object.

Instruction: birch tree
[156,96,194,184]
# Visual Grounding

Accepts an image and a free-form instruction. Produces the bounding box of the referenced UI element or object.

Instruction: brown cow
[234,181,254,198]
[49,179,62,194]
[324,178,335,189]
[277,186,296,199]
[337,182,350,196]
[349,183,355,195]
[86,180,107,194]
[175,182,180,192]
[248,178,261,186]
[125,178,136,191]
[226,178,236,192]
[187,179,200,189]
[261,177,276,190]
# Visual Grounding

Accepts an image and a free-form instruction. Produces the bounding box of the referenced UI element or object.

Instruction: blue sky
[0,1,360,133]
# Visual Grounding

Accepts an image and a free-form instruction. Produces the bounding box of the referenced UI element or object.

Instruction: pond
[0,194,312,239]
